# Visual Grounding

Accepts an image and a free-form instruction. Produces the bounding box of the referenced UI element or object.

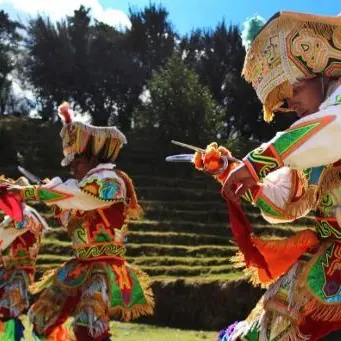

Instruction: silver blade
[17,166,42,184]
[165,154,195,163]
[171,140,239,163]
[171,140,205,153]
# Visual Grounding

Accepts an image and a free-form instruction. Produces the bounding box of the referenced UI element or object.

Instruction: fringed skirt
[219,240,341,341]
[0,268,31,319]
[29,258,154,338]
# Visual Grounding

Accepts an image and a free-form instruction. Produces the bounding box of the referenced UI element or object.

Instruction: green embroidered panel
[273,121,321,156]
[37,188,69,202]
[255,196,281,218]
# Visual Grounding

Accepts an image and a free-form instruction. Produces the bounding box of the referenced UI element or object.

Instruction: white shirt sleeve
[275,105,341,169]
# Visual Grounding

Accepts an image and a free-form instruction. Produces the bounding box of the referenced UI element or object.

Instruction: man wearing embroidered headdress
[8,102,154,341]
[0,176,47,341]
[192,11,341,341]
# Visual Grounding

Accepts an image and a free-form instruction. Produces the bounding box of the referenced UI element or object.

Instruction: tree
[25,4,178,126]
[87,21,143,126]
[25,15,73,119]
[0,10,22,114]
[180,21,295,141]
[112,4,177,129]
[181,22,258,138]
[134,55,224,145]
[126,4,177,79]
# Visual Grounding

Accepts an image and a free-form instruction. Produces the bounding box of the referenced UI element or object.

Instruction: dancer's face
[285,77,325,118]
[70,155,96,180]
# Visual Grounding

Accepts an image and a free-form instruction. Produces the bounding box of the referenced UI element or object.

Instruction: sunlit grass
[21,319,217,341]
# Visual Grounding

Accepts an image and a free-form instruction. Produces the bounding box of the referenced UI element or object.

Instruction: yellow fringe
[317,166,341,202]
[243,13,341,121]
[263,81,293,123]
[29,267,59,295]
[285,186,317,218]
[109,302,154,321]
[115,169,144,221]
[126,205,144,220]
[294,241,341,322]
[230,252,273,288]
[304,295,341,322]
[76,292,108,320]
[230,230,319,288]
[110,264,155,321]
[260,315,310,341]
[0,175,30,186]
[262,166,341,219]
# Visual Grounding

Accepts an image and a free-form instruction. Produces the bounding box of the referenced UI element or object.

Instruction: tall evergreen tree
[134,55,224,145]
[0,10,22,114]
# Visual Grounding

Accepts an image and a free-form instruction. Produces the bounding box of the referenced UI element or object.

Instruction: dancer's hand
[193,142,232,172]
[221,163,256,202]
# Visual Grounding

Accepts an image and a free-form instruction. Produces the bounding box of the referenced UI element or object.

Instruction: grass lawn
[110,322,217,340]
[20,319,217,340]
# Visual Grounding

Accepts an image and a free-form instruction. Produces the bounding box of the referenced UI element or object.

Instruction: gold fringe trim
[271,166,341,218]
[76,292,108,320]
[230,252,273,288]
[294,241,341,322]
[29,267,59,295]
[29,288,71,336]
[263,80,293,122]
[259,312,310,341]
[109,302,154,321]
[317,166,341,203]
[126,205,144,220]
[230,230,319,288]
[31,261,154,322]
[284,185,317,219]
[243,13,341,121]
[303,294,341,322]
[110,264,154,321]
[115,169,144,221]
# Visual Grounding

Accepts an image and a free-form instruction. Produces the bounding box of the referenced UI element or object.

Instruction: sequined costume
[0,177,47,341]
[18,104,154,341]
[193,11,341,341]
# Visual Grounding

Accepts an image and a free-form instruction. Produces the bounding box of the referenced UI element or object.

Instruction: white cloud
[0,0,131,30]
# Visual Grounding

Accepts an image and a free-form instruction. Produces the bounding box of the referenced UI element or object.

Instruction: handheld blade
[165,154,195,163]
[171,140,205,153]
[171,140,239,163]
[17,166,42,184]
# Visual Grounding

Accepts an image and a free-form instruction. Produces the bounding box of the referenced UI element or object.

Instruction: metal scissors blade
[171,140,205,153]
[171,140,240,163]
[17,166,42,184]
[165,154,195,163]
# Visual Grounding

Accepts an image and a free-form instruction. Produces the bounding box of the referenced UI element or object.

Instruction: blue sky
[0,0,339,34]
[102,0,340,34]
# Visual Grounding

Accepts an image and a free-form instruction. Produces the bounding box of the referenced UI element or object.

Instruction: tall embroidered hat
[242,11,341,122]
[57,102,127,167]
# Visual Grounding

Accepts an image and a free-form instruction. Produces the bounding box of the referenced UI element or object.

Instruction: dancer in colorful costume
[10,103,154,341]
[0,176,47,341]
[193,11,341,341]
